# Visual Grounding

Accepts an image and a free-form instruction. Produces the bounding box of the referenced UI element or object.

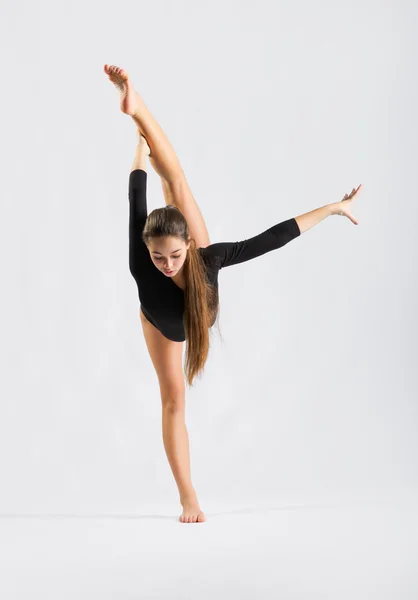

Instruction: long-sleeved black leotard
[128,169,301,342]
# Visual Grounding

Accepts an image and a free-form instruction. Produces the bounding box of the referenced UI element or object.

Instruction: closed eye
[155,255,180,260]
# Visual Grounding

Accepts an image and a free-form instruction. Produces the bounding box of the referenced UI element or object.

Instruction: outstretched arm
[201,184,362,269]
[202,217,301,270]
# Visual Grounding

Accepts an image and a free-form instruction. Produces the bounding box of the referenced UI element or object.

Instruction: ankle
[180,487,197,503]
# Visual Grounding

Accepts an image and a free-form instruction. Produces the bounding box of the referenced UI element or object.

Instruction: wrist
[327,202,338,216]
[136,141,151,157]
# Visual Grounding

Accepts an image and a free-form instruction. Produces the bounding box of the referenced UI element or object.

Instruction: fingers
[342,184,362,201]
[350,184,362,197]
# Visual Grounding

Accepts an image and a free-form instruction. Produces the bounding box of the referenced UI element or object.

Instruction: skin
[105,64,207,523]
[147,236,191,290]
[104,63,362,524]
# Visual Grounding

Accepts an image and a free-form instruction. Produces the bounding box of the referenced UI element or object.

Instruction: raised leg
[131,92,183,183]
[104,64,210,248]
[131,93,210,248]
[159,176,211,249]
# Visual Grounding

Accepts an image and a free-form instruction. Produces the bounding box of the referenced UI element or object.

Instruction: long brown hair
[142,204,221,388]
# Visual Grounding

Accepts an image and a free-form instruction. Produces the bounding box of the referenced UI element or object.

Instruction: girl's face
[148,236,191,277]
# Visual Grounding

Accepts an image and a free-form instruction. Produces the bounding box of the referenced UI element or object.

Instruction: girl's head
[142,205,220,387]
[147,234,191,277]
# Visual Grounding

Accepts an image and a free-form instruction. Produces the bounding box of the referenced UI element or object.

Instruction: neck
[171,264,186,289]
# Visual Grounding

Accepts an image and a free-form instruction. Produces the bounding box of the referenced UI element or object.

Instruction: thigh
[139,308,185,395]
[159,174,210,249]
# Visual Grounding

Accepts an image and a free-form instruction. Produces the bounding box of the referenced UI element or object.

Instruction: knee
[160,381,185,411]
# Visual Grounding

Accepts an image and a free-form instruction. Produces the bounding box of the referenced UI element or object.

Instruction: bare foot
[104,64,138,116]
[179,493,206,523]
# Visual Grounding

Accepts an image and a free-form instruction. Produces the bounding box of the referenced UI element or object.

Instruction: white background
[0,0,417,597]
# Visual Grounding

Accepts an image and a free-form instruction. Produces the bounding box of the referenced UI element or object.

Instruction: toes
[106,65,128,82]
[179,511,205,523]
[104,64,115,76]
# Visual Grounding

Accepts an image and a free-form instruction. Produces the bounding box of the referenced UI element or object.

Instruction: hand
[331,184,362,225]
[136,129,151,156]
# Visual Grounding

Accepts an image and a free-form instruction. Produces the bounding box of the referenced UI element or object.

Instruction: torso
[134,248,219,342]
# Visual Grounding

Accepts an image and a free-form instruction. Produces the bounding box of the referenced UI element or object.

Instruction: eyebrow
[151,248,182,255]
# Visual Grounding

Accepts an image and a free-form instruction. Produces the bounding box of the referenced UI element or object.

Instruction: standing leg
[139,309,206,524]
[104,64,210,248]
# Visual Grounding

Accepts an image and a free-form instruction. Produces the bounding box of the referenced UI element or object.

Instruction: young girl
[104,64,362,524]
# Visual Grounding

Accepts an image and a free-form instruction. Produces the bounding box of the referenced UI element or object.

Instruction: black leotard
[129,169,301,342]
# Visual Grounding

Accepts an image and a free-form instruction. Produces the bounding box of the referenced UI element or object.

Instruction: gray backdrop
[0,0,417,597]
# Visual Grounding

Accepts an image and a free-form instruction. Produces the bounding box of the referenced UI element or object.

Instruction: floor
[1,494,417,599]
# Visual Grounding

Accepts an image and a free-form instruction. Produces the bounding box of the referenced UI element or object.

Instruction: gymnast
[104,64,362,524]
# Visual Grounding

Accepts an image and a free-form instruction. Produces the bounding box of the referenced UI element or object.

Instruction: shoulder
[198,245,222,272]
